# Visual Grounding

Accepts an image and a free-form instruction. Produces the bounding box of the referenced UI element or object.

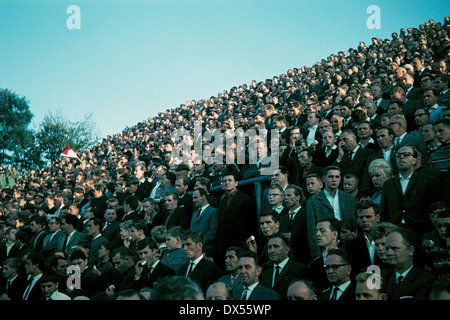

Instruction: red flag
[61,145,80,160]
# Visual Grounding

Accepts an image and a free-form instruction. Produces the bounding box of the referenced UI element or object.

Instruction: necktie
[241,287,248,300]
[197,209,203,220]
[23,278,33,300]
[273,266,281,287]
[395,138,400,147]
[289,212,295,221]
[186,262,194,278]
[330,287,338,300]
[397,275,404,287]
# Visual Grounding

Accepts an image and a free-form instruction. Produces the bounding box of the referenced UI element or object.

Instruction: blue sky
[0,0,448,139]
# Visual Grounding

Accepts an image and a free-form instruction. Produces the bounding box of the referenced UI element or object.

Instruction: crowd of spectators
[0,17,449,301]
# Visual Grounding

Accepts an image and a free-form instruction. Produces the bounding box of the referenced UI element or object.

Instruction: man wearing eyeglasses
[380,144,437,239]
[318,248,355,301]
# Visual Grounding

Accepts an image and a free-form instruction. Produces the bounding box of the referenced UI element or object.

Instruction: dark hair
[239,250,260,267]
[326,248,350,264]
[356,200,380,216]
[137,237,157,251]
[124,195,140,211]
[181,230,203,244]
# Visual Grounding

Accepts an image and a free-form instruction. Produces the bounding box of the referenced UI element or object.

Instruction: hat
[126,175,139,186]
[176,163,190,171]
[4,218,16,228]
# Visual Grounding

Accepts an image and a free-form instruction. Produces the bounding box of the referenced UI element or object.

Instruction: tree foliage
[0,88,34,165]
[36,110,100,164]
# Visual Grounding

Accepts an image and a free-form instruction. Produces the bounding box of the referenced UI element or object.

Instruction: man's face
[104,209,118,223]
[40,281,58,298]
[238,257,261,287]
[138,245,157,265]
[30,220,41,234]
[267,237,289,264]
[298,151,311,167]
[421,124,436,143]
[325,254,351,286]
[357,123,373,139]
[112,254,131,274]
[376,128,393,149]
[283,188,300,209]
[224,250,240,273]
[164,195,178,211]
[423,90,438,107]
[434,77,447,92]
[271,170,287,187]
[339,132,357,152]
[388,102,402,115]
[420,76,435,90]
[324,170,341,191]
[182,237,202,260]
[414,109,429,126]
[396,146,417,171]
[86,220,99,237]
[48,219,60,233]
[72,258,88,273]
[322,131,337,148]
[306,177,323,195]
[340,106,352,118]
[316,221,337,248]
[374,236,388,262]
[357,207,380,233]
[434,123,450,144]
[318,121,331,133]
[385,232,414,269]
[2,263,17,279]
[436,217,450,240]
[259,216,279,237]
[307,113,319,127]
[221,175,238,193]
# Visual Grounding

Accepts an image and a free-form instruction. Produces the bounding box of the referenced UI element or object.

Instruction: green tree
[36,110,100,164]
[0,88,34,165]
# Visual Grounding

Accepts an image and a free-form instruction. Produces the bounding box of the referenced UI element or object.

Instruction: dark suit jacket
[101,221,121,246]
[121,211,141,222]
[217,274,242,291]
[177,193,194,214]
[336,146,374,186]
[217,190,257,263]
[177,256,222,294]
[41,229,65,263]
[0,276,28,301]
[165,207,191,231]
[341,234,384,279]
[259,259,306,300]
[22,276,44,301]
[306,190,358,258]
[57,231,86,257]
[232,282,281,300]
[318,281,356,301]
[316,147,339,169]
[383,266,436,300]
[0,242,20,265]
[380,171,437,237]
[30,231,48,253]
[132,260,176,290]
[279,208,311,265]
[190,205,219,251]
